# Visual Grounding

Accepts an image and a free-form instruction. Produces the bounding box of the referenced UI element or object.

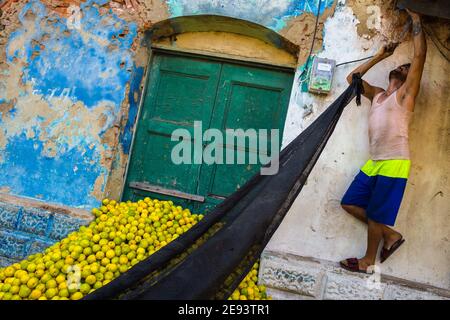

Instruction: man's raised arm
[399,9,427,111]
[346,44,397,102]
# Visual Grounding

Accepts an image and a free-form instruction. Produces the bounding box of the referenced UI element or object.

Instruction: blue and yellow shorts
[341,159,411,226]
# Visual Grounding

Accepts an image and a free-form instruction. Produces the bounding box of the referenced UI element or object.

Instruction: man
[340,9,427,273]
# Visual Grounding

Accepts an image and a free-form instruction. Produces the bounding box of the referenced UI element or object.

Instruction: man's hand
[375,43,398,59]
[406,8,421,22]
[406,8,423,38]
[345,42,397,101]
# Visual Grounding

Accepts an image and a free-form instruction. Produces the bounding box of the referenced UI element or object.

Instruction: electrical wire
[298,2,449,82]
[423,25,450,63]
[335,12,409,69]
[427,26,449,51]
[335,34,449,67]
[297,0,373,80]
[307,0,322,60]
[335,55,374,67]
[297,0,323,82]
[298,63,312,87]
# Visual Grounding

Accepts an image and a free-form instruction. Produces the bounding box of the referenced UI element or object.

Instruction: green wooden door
[198,63,294,210]
[124,52,294,213]
[122,53,221,206]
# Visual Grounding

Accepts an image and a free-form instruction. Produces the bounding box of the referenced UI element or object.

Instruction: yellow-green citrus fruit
[0,198,268,301]
[0,198,203,300]
[228,262,271,300]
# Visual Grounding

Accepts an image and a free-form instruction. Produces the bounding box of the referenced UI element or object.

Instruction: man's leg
[341,204,402,250]
[362,219,384,266]
[341,219,384,271]
[341,204,367,223]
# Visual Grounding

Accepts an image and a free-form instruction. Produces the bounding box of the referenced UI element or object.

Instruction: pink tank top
[368,91,412,160]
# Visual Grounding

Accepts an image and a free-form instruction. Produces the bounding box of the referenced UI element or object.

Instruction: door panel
[224,84,282,130]
[149,71,214,126]
[199,63,294,206]
[123,52,294,213]
[123,54,222,207]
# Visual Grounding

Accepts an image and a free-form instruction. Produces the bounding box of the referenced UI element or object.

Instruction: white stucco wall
[266,4,450,292]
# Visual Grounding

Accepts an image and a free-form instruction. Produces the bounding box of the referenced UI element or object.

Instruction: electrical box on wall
[308,57,336,95]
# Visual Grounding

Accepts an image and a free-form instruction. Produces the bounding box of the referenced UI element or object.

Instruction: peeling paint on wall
[0,0,448,294]
[120,64,144,155]
[166,0,334,31]
[0,0,140,208]
[270,0,450,292]
[2,0,338,210]
[109,0,170,29]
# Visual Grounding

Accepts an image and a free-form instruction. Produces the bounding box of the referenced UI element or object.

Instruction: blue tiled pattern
[0,256,17,268]
[0,201,92,267]
[0,230,29,259]
[28,239,56,256]
[50,214,89,240]
[0,203,21,229]
[17,208,51,236]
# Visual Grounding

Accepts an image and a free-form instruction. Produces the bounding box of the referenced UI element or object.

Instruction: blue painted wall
[119,66,145,156]
[0,0,140,209]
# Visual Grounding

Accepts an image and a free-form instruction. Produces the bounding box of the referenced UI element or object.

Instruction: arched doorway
[123,15,300,213]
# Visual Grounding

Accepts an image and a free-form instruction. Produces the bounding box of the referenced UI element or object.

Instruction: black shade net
[84,75,363,300]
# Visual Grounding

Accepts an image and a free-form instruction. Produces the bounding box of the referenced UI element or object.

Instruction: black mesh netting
[83,76,363,300]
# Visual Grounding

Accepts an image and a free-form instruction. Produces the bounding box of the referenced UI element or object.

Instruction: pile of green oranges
[229,262,270,300]
[0,197,270,300]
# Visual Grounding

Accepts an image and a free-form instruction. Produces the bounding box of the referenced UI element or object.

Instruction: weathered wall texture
[165,0,335,64]
[0,0,143,208]
[0,0,448,295]
[153,31,298,67]
[267,1,450,292]
[0,0,336,208]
